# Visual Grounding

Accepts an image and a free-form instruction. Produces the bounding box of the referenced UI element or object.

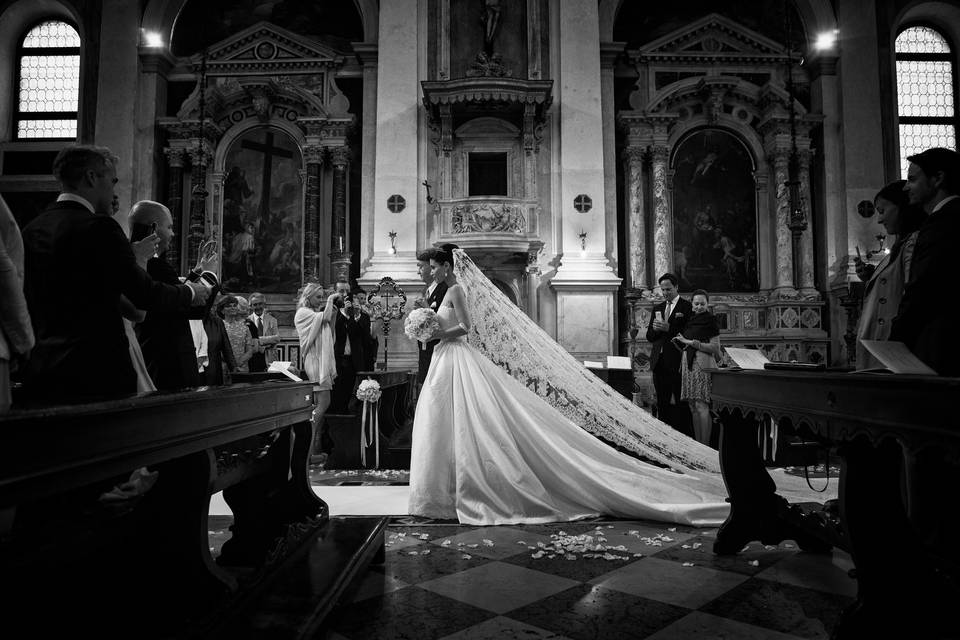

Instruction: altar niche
[672,129,758,293]
[221,127,303,293]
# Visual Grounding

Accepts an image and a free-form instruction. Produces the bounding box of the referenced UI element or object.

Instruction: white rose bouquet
[356,379,382,403]
[404,307,440,342]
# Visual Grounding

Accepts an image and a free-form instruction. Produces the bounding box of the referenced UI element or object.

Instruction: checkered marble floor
[323,519,856,640]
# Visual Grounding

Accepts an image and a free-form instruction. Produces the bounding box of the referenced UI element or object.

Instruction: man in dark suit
[21,145,209,402]
[330,279,373,412]
[891,147,960,376]
[416,249,448,384]
[645,272,693,436]
[129,200,218,390]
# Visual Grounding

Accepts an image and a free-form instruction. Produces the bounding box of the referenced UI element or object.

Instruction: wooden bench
[325,369,414,470]
[0,382,386,638]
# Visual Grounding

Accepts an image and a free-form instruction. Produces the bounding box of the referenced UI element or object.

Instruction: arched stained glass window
[895,26,958,177]
[15,20,81,140]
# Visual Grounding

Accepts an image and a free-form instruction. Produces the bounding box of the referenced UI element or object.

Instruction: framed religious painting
[671,129,759,292]
[221,127,303,293]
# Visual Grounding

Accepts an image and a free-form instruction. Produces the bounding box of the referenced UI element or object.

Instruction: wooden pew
[325,369,414,469]
[709,369,960,639]
[0,382,386,638]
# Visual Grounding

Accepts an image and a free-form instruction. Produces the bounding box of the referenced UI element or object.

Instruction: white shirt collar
[427,281,438,296]
[932,195,960,213]
[57,193,95,214]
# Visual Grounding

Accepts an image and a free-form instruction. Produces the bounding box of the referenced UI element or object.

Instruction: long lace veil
[452,249,721,474]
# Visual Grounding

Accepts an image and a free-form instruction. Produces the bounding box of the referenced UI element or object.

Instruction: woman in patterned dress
[674,289,721,446]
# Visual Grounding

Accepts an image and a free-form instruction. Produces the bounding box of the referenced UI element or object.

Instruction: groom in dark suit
[416,249,448,384]
[645,273,693,436]
[21,145,209,402]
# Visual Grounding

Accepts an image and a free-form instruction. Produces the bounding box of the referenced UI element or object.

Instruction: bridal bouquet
[356,379,382,403]
[404,307,440,342]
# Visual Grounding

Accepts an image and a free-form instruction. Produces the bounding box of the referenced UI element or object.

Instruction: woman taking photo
[295,283,339,456]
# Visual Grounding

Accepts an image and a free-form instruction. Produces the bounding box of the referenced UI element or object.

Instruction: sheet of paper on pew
[854,340,937,375]
[723,347,770,370]
[268,360,304,382]
[606,355,632,370]
[583,360,605,369]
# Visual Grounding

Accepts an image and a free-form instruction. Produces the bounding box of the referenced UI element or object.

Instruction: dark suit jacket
[418,281,448,382]
[202,314,235,386]
[890,196,960,375]
[645,296,692,375]
[137,255,216,390]
[21,201,192,399]
[334,309,373,371]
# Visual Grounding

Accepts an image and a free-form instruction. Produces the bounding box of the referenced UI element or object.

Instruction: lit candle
[338,236,344,252]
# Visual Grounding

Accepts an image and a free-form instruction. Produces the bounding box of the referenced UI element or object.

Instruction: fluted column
[163,147,186,272]
[650,144,672,288]
[622,146,647,291]
[769,149,796,294]
[303,145,324,282]
[329,145,352,283]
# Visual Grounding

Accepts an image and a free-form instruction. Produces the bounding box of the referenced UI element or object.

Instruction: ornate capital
[303,145,325,165]
[187,143,214,168]
[163,147,187,168]
[650,144,670,165]
[621,146,646,168]
[328,145,350,168]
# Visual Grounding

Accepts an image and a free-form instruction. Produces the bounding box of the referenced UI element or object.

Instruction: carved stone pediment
[630,13,791,64]
[421,78,553,125]
[188,21,345,75]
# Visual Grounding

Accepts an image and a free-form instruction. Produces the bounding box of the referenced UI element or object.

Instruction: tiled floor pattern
[324,519,856,640]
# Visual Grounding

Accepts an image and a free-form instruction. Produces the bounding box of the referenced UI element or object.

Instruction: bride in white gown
[408,246,829,526]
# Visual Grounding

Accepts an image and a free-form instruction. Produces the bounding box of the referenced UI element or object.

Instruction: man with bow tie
[415,248,448,384]
[645,273,693,436]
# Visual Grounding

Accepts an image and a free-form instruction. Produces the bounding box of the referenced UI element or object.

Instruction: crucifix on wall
[242,131,294,220]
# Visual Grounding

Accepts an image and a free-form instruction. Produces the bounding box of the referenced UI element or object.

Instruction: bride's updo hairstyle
[434,242,459,267]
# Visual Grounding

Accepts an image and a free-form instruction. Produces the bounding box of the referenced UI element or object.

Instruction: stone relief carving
[451,203,525,234]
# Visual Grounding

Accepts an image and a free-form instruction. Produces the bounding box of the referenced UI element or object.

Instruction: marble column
[622,146,647,291]
[798,151,817,294]
[163,147,186,272]
[303,145,324,282]
[526,244,544,323]
[769,150,796,295]
[650,144,673,287]
[186,143,212,269]
[329,145,352,283]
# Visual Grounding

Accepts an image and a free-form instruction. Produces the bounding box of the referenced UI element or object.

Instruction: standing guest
[20,145,208,402]
[891,147,960,375]
[673,290,721,446]
[203,302,235,385]
[352,283,380,371]
[130,200,219,391]
[219,295,254,373]
[0,195,34,412]
[853,180,926,369]
[235,296,261,370]
[120,225,161,393]
[330,279,373,412]
[295,283,338,455]
[645,273,693,436]
[248,292,280,371]
[415,248,448,384]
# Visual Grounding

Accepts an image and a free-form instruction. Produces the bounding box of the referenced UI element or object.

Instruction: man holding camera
[645,273,693,436]
[330,279,373,412]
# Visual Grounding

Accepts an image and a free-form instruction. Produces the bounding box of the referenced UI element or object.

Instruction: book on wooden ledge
[853,340,937,375]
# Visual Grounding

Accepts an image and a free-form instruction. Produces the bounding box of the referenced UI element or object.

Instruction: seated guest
[673,289,721,446]
[331,279,372,412]
[853,180,926,369]
[203,301,235,385]
[219,295,254,373]
[20,145,209,402]
[131,200,218,391]
[248,292,280,372]
[295,283,338,454]
[0,194,35,412]
[891,147,960,375]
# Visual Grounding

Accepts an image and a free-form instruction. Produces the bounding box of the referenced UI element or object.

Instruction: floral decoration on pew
[357,378,382,468]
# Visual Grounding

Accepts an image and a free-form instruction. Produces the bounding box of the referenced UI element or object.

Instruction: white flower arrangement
[404,307,440,342]
[356,379,382,403]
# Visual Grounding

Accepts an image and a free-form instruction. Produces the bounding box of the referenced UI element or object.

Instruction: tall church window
[895,26,957,177]
[14,20,81,140]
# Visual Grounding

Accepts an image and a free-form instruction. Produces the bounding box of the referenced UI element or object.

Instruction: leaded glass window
[895,26,958,177]
[15,21,81,140]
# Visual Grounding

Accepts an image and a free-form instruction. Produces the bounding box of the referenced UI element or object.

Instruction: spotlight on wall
[579,230,587,257]
[814,30,838,51]
[388,230,398,255]
[142,30,164,48]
